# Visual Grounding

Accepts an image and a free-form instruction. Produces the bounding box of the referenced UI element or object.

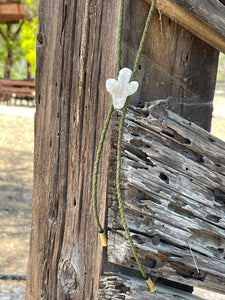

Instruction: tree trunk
[4,47,13,79]
[27,61,31,81]
[4,23,13,79]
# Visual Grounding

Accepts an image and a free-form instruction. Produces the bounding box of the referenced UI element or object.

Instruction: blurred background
[0,1,225,299]
[0,1,37,299]
[0,0,38,80]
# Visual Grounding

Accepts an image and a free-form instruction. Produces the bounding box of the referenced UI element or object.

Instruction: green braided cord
[131,0,157,81]
[93,103,114,231]
[116,0,157,279]
[116,98,147,277]
[116,0,125,78]
[92,0,125,233]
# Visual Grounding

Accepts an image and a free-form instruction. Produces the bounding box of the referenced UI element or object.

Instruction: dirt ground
[0,110,34,299]
[0,96,225,299]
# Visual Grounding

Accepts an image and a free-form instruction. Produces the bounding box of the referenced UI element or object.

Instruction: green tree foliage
[217,53,225,81]
[24,0,39,18]
[0,0,38,79]
[21,0,39,76]
[21,17,38,76]
[0,21,25,78]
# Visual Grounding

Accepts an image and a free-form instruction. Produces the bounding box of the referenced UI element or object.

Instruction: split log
[106,104,225,294]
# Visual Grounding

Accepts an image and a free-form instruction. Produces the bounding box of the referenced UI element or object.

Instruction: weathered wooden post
[26,1,122,298]
[26,0,225,299]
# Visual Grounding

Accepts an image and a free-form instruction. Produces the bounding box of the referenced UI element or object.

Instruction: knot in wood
[37,32,44,45]
[152,235,160,246]
[59,259,77,293]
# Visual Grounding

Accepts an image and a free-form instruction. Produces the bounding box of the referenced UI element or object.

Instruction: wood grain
[107,104,225,294]
[145,0,225,53]
[26,1,121,299]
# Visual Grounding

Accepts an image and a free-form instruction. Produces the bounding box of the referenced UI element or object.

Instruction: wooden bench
[0,78,35,106]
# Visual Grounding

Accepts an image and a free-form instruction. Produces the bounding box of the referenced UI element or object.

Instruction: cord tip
[99,230,107,247]
[145,276,156,292]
